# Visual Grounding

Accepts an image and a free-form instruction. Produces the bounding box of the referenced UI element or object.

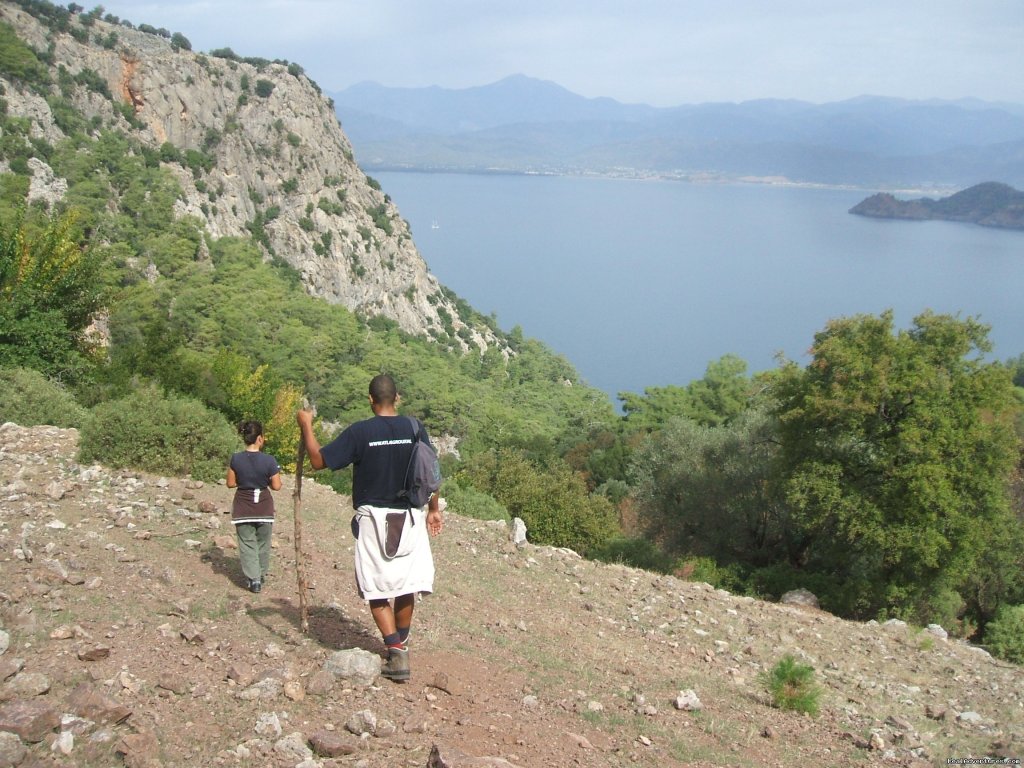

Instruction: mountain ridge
[331,76,1024,188]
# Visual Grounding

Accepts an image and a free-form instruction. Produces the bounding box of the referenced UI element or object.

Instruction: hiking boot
[248,579,262,594]
[381,646,410,682]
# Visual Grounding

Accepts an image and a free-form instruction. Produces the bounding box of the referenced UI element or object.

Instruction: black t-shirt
[320,415,430,509]
[229,450,281,489]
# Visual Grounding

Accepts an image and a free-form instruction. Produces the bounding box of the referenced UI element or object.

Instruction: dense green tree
[0,209,106,383]
[620,354,752,430]
[630,402,785,567]
[985,604,1024,663]
[1005,352,1024,388]
[772,310,1021,621]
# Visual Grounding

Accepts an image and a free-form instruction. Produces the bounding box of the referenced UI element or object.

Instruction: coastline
[361,163,958,197]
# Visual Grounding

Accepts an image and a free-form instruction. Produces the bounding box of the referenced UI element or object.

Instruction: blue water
[377,172,1024,401]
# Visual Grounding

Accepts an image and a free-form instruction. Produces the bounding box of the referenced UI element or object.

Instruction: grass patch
[762,654,822,716]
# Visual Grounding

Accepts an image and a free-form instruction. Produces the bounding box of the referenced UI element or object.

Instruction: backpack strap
[398,416,423,515]
[405,415,421,442]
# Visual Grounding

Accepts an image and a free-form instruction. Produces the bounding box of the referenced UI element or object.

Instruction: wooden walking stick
[293,438,310,633]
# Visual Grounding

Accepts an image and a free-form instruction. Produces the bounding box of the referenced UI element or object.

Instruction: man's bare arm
[296,410,326,470]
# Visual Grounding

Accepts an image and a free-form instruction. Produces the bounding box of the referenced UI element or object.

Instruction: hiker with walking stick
[296,374,443,683]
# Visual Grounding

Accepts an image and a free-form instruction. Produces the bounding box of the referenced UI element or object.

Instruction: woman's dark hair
[238,420,264,446]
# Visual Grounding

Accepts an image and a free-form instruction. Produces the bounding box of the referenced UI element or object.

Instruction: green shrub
[0,367,87,427]
[441,481,510,523]
[78,383,238,481]
[170,32,191,51]
[209,47,239,61]
[0,21,50,86]
[461,448,619,556]
[674,556,745,592]
[762,655,821,716]
[985,605,1024,664]
[591,536,672,572]
[920,588,966,637]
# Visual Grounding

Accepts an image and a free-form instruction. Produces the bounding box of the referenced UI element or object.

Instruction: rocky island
[850,182,1024,230]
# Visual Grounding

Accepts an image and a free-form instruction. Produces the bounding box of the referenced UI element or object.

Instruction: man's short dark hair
[369,374,397,405]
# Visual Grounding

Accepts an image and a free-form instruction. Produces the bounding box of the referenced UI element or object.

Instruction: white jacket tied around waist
[352,504,437,600]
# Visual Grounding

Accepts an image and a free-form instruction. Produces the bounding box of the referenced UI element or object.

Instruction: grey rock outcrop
[322,648,380,687]
[780,588,820,609]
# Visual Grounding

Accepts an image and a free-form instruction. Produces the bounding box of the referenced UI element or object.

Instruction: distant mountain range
[850,182,1024,229]
[331,75,1024,189]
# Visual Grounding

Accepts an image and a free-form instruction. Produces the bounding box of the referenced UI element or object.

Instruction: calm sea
[377,172,1024,402]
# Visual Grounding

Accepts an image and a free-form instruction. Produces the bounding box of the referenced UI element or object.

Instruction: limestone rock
[0,730,27,767]
[226,662,254,688]
[0,699,60,743]
[0,658,23,683]
[427,743,522,767]
[254,712,282,738]
[308,729,358,757]
[345,709,377,737]
[76,644,111,661]
[274,732,312,762]
[116,729,162,768]
[403,713,433,734]
[0,671,50,700]
[65,684,132,725]
[780,588,819,609]
[322,648,380,687]
[510,518,528,547]
[157,673,187,695]
[304,670,335,696]
[674,689,703,711]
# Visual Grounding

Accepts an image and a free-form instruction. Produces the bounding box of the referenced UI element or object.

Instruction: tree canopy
[0,209,106,382]
[771,310,1021,620]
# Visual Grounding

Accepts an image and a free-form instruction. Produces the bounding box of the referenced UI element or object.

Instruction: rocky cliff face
[0,3,497,351]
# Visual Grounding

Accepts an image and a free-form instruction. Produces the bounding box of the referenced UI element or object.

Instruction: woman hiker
[226,420,282,593]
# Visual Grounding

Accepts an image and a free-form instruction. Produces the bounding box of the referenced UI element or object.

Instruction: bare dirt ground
[0,423,1022,767]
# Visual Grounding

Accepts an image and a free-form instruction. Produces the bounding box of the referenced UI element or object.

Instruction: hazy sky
[98,1,1023,106]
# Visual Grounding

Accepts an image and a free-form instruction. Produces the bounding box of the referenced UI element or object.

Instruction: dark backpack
[398,417,442,508]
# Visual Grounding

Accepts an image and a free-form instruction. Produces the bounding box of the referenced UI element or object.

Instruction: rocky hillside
[1,421,1022,768]
[849,182,1024,230]
[0,1,496,351]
